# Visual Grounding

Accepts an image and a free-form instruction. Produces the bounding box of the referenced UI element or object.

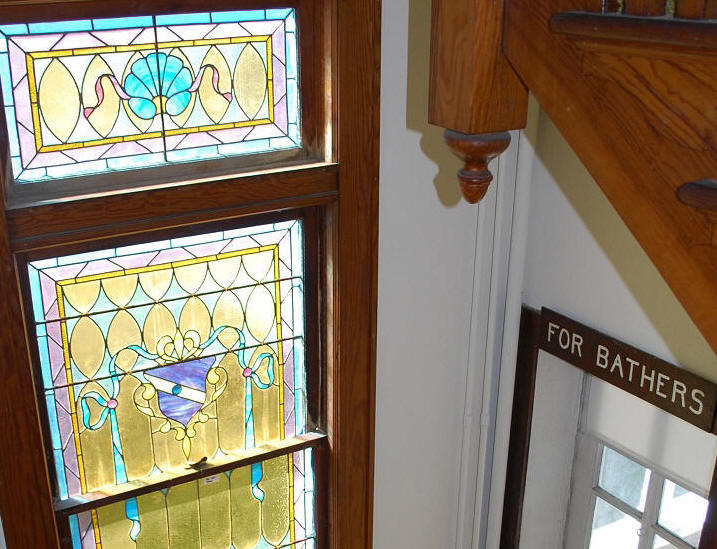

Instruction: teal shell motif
[123,53,194,119]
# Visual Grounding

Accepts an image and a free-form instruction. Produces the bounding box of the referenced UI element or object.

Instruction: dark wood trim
[15,208,314,262]
[8,165,338,252]
[54,433,327,515]
[314,434,329,549]
[551,12,717,50]
[699,457,717,549]
[499,306,541,549]
[676,0,708,19]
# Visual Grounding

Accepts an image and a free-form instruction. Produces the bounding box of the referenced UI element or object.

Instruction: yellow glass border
[56,243,286,495]
[27,35,276,153]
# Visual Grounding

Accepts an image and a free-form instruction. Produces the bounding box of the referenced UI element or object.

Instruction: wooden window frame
[0,0,379,548]
[571,439,708,549]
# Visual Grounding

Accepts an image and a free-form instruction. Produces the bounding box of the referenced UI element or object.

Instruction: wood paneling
[503,0,717,356]
[428,0,528,133]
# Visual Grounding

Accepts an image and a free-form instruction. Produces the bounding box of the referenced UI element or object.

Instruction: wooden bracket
[678,179,717,246]
[444,130,511,204]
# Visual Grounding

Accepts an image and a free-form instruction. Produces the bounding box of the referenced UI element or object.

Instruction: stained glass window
[0,9,300,183]
[69,449,315,549]
[27,220,312,548]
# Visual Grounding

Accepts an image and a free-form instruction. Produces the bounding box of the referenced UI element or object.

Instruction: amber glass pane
[69,448,316,548]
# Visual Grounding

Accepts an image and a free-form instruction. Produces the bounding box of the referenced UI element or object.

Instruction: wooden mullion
[330,0,380,545]
[313,435,329,549]
[54,510,74,549]
[53,433,326,516]
[8,165,338,251]
[296,0,330,162]
[15,207,310,262]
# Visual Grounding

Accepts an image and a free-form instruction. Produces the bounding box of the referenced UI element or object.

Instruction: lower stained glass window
[26,219,313,548]
[69,449,315,549]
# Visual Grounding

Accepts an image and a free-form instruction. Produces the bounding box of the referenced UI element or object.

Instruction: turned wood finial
[444,130,511,204]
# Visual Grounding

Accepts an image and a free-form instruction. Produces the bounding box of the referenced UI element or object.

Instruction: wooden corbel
[429,0,528,204]
[444,130,511,203]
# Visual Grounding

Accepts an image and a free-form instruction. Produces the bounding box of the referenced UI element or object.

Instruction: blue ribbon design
[79,354,140,539]
[233,329,275,502]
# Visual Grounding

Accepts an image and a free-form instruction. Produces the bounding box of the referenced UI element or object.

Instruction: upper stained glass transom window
[0,9,300,183]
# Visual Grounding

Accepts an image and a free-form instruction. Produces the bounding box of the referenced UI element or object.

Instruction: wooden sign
[539,308,717,432]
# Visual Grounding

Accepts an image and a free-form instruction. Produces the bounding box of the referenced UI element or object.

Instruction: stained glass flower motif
[0,9,300,183]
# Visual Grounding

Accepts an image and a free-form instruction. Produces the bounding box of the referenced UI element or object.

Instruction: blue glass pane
[92,16,153,30]
[211,10,266,23]
[29,20,92,33]
[155,12,211,25]
[0,24,29,36]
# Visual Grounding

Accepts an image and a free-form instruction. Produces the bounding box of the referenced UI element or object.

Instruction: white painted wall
[373,0,483,546]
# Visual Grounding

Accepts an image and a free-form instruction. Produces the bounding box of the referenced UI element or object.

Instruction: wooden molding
[551,12,717,52]
[444,130,511,203]
[429,0,528,134]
